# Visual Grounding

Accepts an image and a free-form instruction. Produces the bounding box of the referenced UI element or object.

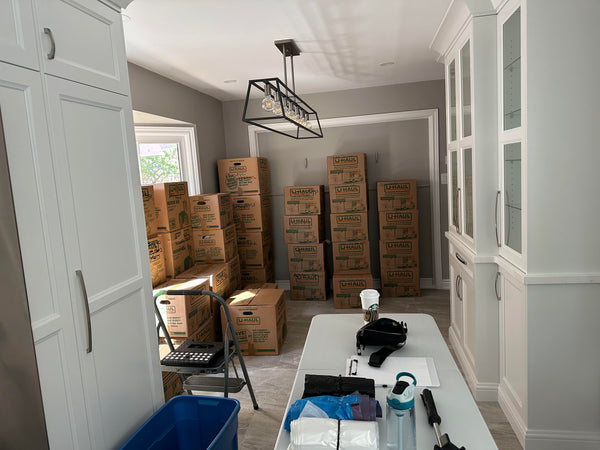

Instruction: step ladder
[154,289,259,410]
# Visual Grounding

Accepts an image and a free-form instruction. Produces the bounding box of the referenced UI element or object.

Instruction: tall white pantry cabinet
[0,0,163,449]
[433,1,600,449]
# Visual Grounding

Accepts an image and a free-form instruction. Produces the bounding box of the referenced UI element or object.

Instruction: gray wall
[222,80,449,282]
[128,63,226,192]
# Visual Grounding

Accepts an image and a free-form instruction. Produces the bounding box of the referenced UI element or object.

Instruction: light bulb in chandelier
[272,95,282,115]
[261,84,274,111]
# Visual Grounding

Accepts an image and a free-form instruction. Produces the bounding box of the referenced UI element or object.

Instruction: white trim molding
[248,109,444,288]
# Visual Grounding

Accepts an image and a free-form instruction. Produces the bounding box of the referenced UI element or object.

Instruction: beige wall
[222,80,449,282]
[128,63,226,192]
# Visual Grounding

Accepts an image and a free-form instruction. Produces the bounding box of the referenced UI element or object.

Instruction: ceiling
[123,0,452,102]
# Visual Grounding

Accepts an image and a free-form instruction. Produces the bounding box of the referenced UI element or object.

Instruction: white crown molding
[429,0,472,60]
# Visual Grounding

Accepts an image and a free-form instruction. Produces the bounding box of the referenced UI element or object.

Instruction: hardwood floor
[209,289,523,449]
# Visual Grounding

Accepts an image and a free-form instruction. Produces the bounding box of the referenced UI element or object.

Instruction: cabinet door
[0,61,91,449]
[0,0,39,70]
[34,0,129,94]
[462,147,474,239]
[447,59,458,142]
[449,149,460,232]
[501,6,521,131]
[498,268,526,421]
[449,257,464,342]
[44,75,161,448]
[460,40,472,138]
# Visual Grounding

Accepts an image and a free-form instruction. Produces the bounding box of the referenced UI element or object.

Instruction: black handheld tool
[421,389,466,450]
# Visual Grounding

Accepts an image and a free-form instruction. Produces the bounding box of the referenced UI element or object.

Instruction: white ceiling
[123,0,452,102]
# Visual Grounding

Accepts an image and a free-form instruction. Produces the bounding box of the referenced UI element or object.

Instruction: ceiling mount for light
[242,39,323,139]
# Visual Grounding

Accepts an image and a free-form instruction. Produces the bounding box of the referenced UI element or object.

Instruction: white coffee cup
[360,289,380,324]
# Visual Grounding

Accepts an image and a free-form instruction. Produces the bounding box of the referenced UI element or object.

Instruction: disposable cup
[360,289,380,323]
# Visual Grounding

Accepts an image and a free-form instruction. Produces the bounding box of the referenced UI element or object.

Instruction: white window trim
[134,125,202,195]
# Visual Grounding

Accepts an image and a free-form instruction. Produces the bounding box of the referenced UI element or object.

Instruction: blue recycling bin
[121,396,241,450]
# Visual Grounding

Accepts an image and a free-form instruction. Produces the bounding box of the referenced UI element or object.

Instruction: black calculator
[161,340,225,367]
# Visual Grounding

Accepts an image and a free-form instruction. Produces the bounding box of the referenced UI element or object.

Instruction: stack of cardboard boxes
[152,181,194,282]
[327,154,374,308]
[217,157,274,286]
[377,180,420,297]
[283,185,327,300]
[142,185,166,288]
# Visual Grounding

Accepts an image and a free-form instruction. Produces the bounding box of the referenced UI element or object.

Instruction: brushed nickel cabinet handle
[455,252,467,266]
[456,275,463,301]
[495,271,502,301]
[495,190,501,247]
[44,28,56,60]
[456,187,461,234]
[75,270,92,353]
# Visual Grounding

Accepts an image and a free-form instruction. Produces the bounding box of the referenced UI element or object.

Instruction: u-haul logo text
[237,316,260,325]
[335,185,360,194]
[215,270,227,286]
[289,217,312,226]
[168,183,186,197]
[337,215,360,224]
[290,188,316,197]
[387,212,414,222]
[340,243,364,252]
[141,187,152,201]
[384,182,411,193]
[388,270,415,280]
[333,155,359,166]
[340,280,366,289]
[294,273,319,281]
[148,239,161,254]
[229,165,247,173]
[386,241,412,250]
[294,246,317,254]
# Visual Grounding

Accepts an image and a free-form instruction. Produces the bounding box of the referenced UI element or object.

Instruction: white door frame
[247,109,443,289]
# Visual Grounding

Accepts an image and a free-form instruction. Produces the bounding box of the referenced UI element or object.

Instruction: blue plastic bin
[121,396,241,450]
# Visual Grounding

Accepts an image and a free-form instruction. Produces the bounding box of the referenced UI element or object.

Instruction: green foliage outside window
[139,143,181,184]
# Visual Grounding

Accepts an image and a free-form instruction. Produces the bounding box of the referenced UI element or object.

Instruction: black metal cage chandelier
[242,39,323,139]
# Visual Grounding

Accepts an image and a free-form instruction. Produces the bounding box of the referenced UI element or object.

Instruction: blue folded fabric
[284,393,378,431]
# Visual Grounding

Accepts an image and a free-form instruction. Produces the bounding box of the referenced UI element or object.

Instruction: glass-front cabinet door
[450,150,460,232]
[460,41,472,138]
[448,60,457,142]
[463,148,474,239]
[498,1,525,268]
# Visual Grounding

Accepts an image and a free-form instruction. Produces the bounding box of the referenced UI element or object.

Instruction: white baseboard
[524,429,600,450]
[498,385,527,448]
[276,277,451,291]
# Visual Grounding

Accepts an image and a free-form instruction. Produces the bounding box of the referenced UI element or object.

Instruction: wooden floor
[212,289,523,449]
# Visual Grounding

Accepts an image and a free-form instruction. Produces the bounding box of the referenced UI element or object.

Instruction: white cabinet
[0,1,163,448]
[497,0,526,269]
[43,75,161,448]
[496,265,527,435]
[0,0,39,69]
[34,0,130,95]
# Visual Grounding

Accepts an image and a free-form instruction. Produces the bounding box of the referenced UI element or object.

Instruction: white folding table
[274,314,498,449]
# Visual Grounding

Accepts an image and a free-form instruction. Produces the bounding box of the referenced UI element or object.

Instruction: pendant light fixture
[242,39,323,139]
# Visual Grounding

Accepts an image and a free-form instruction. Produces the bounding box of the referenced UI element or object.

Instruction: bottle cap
[386,372,417,410]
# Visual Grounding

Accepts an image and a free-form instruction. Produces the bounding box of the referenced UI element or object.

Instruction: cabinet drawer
[35,0,129,94]
[0,0,39,70]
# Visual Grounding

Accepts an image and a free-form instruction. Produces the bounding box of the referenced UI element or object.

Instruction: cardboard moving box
[283,215,324,244]
[221,289,287,355]
[237,232,273,268]
[287,243,325,273]
[224,255,242,296]
[189,193,233,230]
[231,194,272,232]
[154,278,211,338]
[379,239,419,269]
[332,273,374,309]
[378,210,419,240]
[376,180,418,211]
[327,153,367,185]
[154,181,190,232]
[218,157,271,194]
[162,371,183,402]
[283,185,325,215]
[148,236,167,287]
[332,241,371,274]
[289,271,327,301]
[176,263,229,299]
[159,227,194,278]
[142,185,158,237]
[380,267,420,298]
[329,182,368,213]
[240,265,274,284]
[330,212,369,242]
[192,224,238,263]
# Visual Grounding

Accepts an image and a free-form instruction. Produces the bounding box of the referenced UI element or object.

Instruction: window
[134,126,201,195]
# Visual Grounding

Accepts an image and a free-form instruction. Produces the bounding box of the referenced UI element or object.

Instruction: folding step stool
[154,289,259,410]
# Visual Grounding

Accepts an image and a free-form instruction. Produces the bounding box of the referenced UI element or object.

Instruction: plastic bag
[288,418,338,450]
